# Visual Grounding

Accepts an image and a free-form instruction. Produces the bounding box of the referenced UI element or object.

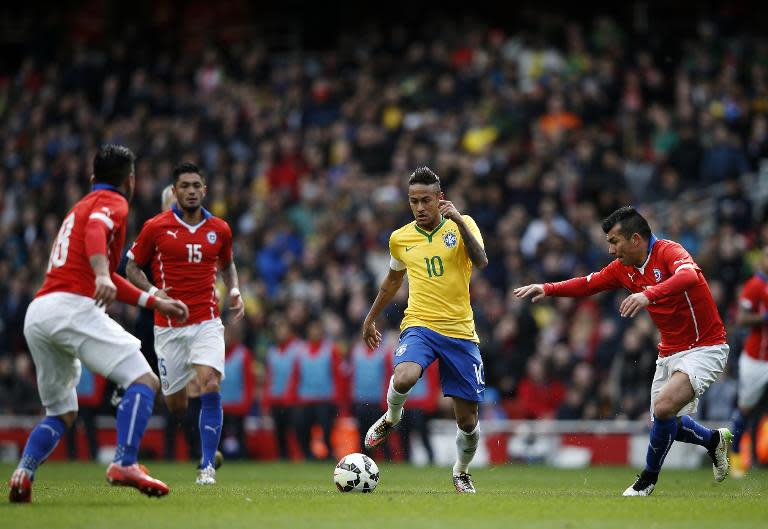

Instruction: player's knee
[456,417,478,434]
[652,398,676,419]
[393,364,420,392]
[133,371,160,393]
[198,369,221,394]
[200,378,220,394]
[59,411,78,429]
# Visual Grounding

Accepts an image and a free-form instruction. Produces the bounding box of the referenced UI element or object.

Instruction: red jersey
[738,273,768,361]
[127,206,233,327]
[38,188,129,299]
[544,236,726,357]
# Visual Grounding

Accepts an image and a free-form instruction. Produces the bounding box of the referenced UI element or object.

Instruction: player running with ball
[362,167,488,493]
[514,206,732,496]
[126,162,243,485]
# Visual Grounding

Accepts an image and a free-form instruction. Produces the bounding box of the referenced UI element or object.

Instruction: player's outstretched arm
[221,259,244,322]
[513,284,547,302]
[362,268,406,349]
[125,259,171,299]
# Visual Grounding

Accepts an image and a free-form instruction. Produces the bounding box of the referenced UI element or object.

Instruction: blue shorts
[394,326,485,402]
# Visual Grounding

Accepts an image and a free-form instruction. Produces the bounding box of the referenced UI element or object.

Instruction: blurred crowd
[2,3,768,459]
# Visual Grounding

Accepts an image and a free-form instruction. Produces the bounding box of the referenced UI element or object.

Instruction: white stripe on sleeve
[89,212,114,230]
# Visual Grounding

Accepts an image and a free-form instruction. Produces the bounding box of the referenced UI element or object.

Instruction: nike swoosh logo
[476,388,484,393]
[405,245,419,252]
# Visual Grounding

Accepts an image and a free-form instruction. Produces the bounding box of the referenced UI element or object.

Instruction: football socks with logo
[453,422,480,475]
[199,391,223,469]
[675,415,713,447]
[731,410,747,454]
[18,416,67,479]
[385,376,409,424]
[114,383,156,466]
[645,415,677,473]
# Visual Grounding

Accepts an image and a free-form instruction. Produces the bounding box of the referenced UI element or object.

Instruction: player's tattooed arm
[455,219,488,269]
[438,200,488,269]
[126,259,169,299]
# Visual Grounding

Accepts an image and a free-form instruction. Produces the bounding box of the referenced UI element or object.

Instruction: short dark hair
[172,162,205,184]
[93,144,135,186]
[602,206,652,240]
[408,166,441,192]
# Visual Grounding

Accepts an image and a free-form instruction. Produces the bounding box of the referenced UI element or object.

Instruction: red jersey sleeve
[127,219,156,267]
[84,194,128,259]
[739,279,760,312]
[642,242,700,304]
[658,241,697,275]
[544,260,623,297]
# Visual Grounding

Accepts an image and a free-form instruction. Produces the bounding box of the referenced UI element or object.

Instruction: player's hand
[438,200,461,222]
[362,320,382,350]
[93,274,117,308]
[229,291,245,323]
[513,284,546,302]
[155,287,172,300]
[620,292,650,318]
[154,298,189,324]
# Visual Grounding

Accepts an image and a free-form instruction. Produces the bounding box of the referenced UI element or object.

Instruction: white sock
[453,423,480,475]
[385,376,409,424]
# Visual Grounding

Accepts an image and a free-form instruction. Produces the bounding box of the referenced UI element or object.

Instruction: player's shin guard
[385,376,409,424]
[114,383,156,466]
[731,410,747,454]
[674,415,713,447]
[645,415,677,473]
[17,416,67,478]
[453,423,480,475]
[199,392,222,469]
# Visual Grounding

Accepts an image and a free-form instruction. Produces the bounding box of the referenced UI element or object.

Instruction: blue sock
[645,415,677,473]
[18,416,67,479]
[674,415,713,447]
[199,392,223,469]
[114,383,155,466]
[731,410,747,454]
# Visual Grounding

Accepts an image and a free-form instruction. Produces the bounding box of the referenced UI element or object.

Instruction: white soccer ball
[333,452,379,493]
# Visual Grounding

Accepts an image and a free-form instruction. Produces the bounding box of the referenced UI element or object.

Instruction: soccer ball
[333,452,379,493]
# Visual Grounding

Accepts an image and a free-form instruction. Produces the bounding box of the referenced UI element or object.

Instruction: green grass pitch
[1,462,765,529]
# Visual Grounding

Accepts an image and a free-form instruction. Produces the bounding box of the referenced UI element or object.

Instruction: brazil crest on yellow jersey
[389,215,483,342]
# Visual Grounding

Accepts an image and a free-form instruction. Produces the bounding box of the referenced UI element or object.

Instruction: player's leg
[10,297,79,503]
[365,328,435,449]
[430,331,484,493]
[190,319,226,484]
[74,306,168,497]
[626,345,729,496]
[184,377,203,461]
[194,364,223,483]
[452,398,480,493]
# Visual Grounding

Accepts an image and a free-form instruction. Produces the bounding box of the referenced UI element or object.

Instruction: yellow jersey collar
[414,216,447,242]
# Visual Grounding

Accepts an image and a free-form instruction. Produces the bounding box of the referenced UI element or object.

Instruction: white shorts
[154,318,225,396]
[23,292,152,416]
[738,353,768,409]
[650,343,729,417]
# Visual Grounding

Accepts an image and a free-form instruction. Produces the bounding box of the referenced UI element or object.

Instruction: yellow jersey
[389,215,483,342]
